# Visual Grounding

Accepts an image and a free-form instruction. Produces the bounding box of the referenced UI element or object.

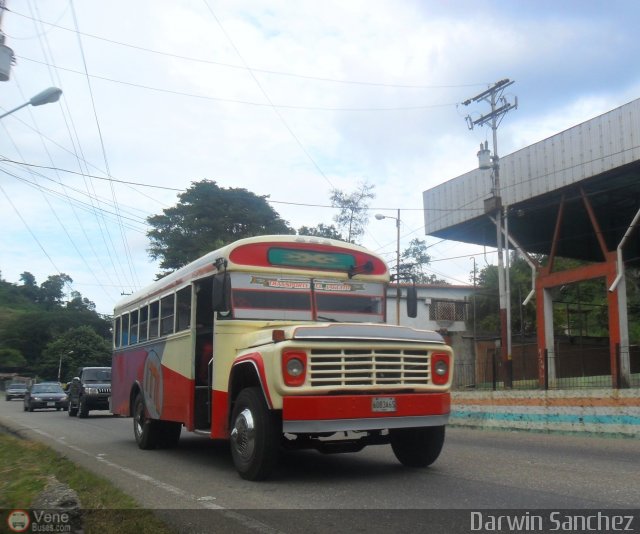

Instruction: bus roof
[114,235,389,313]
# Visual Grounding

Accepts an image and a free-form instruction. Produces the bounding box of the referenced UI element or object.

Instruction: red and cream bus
[111,235,453,480]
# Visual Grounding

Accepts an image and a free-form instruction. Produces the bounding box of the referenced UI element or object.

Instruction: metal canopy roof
[423,98,640,265]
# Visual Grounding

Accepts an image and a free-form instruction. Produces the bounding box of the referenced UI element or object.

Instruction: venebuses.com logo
[6,510,30,533]
[6,509,72,533]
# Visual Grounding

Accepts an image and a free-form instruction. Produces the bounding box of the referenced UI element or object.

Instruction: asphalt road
[1,399,638,533]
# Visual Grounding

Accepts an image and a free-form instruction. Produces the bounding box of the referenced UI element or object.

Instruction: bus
[111,235,453,480]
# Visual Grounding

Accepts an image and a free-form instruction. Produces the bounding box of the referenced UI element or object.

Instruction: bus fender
[229,353,272,410]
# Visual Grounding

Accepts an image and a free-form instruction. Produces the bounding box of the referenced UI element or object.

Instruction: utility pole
[463,79,517,387]
[0,0,15,82]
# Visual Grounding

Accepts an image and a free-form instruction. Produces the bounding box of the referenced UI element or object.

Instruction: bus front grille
[308,349,430,387]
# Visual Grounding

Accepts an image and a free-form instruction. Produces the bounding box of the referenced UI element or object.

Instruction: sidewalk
[450,388,640,437]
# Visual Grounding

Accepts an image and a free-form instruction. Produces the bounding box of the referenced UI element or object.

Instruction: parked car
[68,367,111,417]
[23,383,69,412]
[5,383,28,401]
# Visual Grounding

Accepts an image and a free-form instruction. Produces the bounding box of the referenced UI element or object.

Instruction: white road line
[28,428,284,534]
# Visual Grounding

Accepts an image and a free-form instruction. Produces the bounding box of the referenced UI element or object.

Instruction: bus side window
[121,313,130,346]
[149,301,159,339]
[160,294,175,335]
[139,305,149,342]
[114,316,121,348]
[176,287,191,332]
[129,309,139,344]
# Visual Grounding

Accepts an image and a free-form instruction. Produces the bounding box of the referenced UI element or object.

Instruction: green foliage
[67,290,97,312]
[0,272,111,378]
[297,223,345,240]
[399,238,447,284]
[147,180,294,272]
[330,181,375,243]
[0,434,175,533]
[0,347,27,369]
[472,255,538,335]
[470,254,638,338]
[39,274,73,309]
[41,326,111,381]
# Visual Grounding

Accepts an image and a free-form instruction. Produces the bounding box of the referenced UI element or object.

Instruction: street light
[58,350,73,384]
[375,210,401,325]
[0,86,63,120]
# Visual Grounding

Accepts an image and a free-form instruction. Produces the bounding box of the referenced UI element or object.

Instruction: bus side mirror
[212,273,230,312]
[406,284,418,318]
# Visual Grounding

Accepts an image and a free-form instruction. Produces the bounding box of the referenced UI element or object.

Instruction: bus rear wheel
[133,393,159,450]
[230,387,280,481]
[390,425,445,468]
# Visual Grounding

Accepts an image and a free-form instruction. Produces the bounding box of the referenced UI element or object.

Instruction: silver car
[5,383,28,401]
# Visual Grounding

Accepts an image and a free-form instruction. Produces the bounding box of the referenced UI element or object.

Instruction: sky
[2,0,640,315]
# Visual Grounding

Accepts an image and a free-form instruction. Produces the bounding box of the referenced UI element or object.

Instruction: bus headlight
[282,351,307,387]
[432,353,450,385]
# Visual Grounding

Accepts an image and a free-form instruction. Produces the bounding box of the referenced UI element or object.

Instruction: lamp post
[375,209,401,325]
[0,86,62,120]
[58,350,73,383]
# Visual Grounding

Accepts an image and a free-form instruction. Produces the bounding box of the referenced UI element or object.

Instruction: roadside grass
[0,432,175,534]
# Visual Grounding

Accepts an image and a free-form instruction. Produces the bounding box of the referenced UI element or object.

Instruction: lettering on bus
[249,276,365,293]
[143,350,163,419]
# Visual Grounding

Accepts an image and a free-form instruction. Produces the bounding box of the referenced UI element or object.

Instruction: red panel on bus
[229,242,387,275]
[161,364,193,424]
[282,392,450,421]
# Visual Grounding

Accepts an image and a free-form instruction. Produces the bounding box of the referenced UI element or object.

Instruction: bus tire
[157,421,181,449]
[230,387,280,481]
[133,393,159,450]
[390,425,445,468]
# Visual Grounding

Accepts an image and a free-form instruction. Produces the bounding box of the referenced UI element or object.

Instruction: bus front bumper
[281,392,450,434]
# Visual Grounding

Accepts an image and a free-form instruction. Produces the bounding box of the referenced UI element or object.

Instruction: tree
[297,223,344,241]
[399,239,448,284]
[472,255,537,335]
[330,181,375,243]
[19,271,40,303]
[147,180,294,272]
[40,326,111,382]
[67,291,97,312]
[0,348,27,370]
[39,274,73,309]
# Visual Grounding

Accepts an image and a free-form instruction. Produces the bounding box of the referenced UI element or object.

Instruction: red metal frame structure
[535,190,628,388]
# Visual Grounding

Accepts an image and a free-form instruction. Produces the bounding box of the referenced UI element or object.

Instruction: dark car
[68,367,111,418]
[23,383,69,412]
[5,383,28,401]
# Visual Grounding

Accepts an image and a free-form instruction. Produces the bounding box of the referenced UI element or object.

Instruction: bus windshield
[229,273,385,322]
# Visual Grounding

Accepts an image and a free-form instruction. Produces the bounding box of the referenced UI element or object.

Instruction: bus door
[194,278,214,430]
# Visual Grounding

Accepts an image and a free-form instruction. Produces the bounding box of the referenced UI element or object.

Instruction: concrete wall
[450,389,640,438]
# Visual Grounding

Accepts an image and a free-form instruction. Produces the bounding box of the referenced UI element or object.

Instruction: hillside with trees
[0,271,111,381]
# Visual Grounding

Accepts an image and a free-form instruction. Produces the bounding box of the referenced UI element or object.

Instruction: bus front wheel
[390,425,445,468]
[230,387,280,481]
[133,393,159,450]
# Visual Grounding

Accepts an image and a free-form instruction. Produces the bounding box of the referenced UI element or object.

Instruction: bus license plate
[372,397,396,412]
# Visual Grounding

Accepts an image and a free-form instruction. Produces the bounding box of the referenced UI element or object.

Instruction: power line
[8,7,488,91]
[16,55,460,113]
[29,0,126,292]
[0,182,76,296]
